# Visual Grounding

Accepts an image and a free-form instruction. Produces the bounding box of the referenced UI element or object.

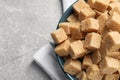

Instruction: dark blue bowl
[56,3,77,80]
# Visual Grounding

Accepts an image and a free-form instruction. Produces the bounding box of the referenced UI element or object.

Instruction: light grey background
[0,0,62,80]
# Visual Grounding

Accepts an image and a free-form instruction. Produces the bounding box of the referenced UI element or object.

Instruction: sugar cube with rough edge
[91,51,102,64]
[69,40,87,59]
[51,28,68,44]
[82,41,92,54]
[97,13,109,36]
[76,71,87,80]
[82,55,93,69]
[108,1,120,10]
[99,41,107,58]
[107,52,120,59]
[86,65,104,80]
[73,0,89,15]
[84,32,102,50]
[99,41,115,58]
[55,40,70,57]
[106,12,120,32]
[103,31,120,52]
[64,59,81,75]
[104,73,119,80]
[59,22,71,35]
[70,23,85,40]
[99,57,120,74]
[94,0,109,12]
[109,7,120,15]
[67,13,78,22]
[87,0,96,8]
[101,26,110,38]
[59,22,80,35]
[94,10,108,18]
[97,13,109,27]
[100,42,120,59]
[79,8,96,21]
[81,18,100,32]
[87,64,99,73]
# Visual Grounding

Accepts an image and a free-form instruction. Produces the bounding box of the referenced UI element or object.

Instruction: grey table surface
[0,0,62,80]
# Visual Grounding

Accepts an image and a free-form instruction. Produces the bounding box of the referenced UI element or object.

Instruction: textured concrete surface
[0,0,62,80]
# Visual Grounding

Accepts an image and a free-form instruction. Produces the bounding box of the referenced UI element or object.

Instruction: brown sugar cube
[81,18,100,32]
[59,22,71,35]
[79,8,96,21]
[99,41,108,58]
[109,7,120,15]
[97,13,109,28]
[97,13,109,36]
[103,31,120,52]
[104,73,119,80]
[84,32,102,50]
[67,13,78,22]
[76,71,87,80]
[97,13,107,24]
[101,48,120,59]
[99,57,120,74]
[82,40,92,54]
[87,70,104,80]
[107,52,120,59]
[69,40,87,59]
[100,26,109,38]
[87,71,103,80]
[51,28,67,44]
[99,25,110,38]
[55,40,70,57]
[106,12,120,32]
[82,55,93,69]
[94,10,108,18]
[91,51,102,64]
[64,59,81,75]
[87,0,96,8]
[108,1,120,10]
[73,0,89,15]
[87,64,99,73]
[94,0,109,12]
[70,23,85,40]
[100,41,120,59]
[59,22,79,35]
[86,65,104,80]
[98,27,109,38]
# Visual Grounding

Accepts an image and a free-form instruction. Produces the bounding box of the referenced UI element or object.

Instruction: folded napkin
[33,43,68,80]
[62,0,77,12]
[33,0,76,80]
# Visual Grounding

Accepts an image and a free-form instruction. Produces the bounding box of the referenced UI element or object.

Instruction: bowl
[56,2,77,80]
[56,0,89,79]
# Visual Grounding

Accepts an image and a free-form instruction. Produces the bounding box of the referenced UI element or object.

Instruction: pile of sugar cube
[51,0,120,80]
